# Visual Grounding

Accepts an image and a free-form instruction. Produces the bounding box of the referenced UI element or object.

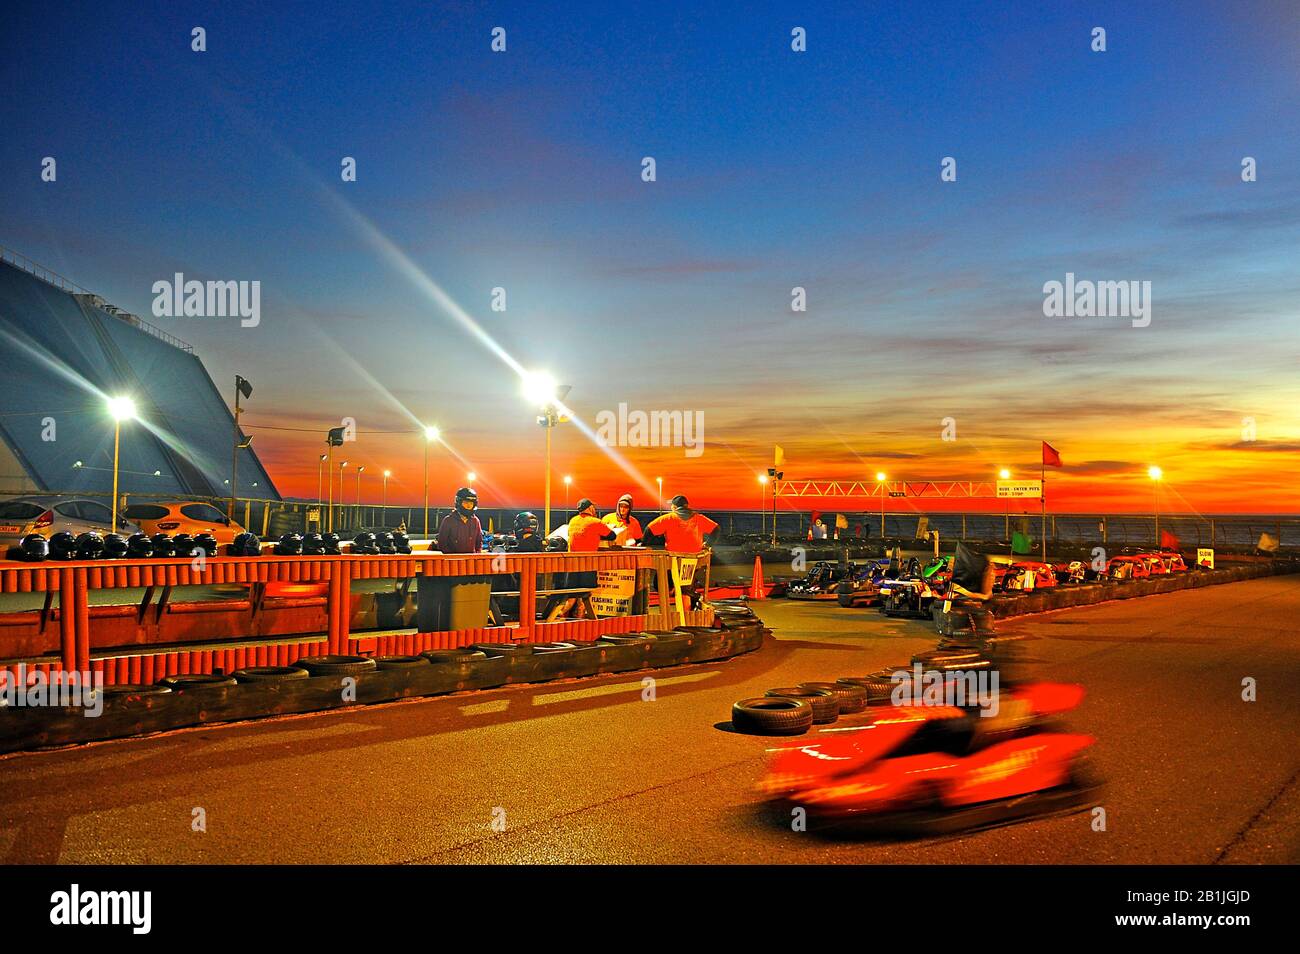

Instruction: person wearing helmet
[645,495,718,552]
[512,511,545,553]
[437,487,483,554]
[602,493,642,547]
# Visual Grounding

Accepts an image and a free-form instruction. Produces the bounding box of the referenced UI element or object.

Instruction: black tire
[293,654,378,677]
[232,666,310,684]
[598,633,657,644]
[421,649,487,664]
[676,625,722,634]
[837,670,905,703]
[375,654,430,670]
[468,642,531,656]
[103,683,172,696]
[530,642,579,654]
[731,697,814,736]
[158,673,238,689]
[798,681,868,714]
[766,687,838,724]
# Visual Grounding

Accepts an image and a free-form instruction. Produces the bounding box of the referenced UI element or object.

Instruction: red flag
[1160,530,1180,550]
[809,509,822,524]
[1041,441,1062,467]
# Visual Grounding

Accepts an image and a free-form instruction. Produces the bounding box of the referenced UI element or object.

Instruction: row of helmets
[6,530,413,562]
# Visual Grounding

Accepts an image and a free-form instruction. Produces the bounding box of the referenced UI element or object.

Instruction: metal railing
[1,245,194,353]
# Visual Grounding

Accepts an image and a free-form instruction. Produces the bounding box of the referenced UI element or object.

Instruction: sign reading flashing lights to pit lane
[997,480,1043,499]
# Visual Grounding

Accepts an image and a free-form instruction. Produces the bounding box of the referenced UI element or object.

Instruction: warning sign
[997,480,1042,499]
[591,568,636,617]
[1196,548,1214,569]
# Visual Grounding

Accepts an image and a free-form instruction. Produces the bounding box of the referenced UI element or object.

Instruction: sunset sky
[2,0,1298,515]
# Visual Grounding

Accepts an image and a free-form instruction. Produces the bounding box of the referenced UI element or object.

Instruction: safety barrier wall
[0,549,712,687]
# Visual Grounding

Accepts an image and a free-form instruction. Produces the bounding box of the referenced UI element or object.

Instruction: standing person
[645,495,718,611]
[436,487,483,554]
[551,499,614,620]
[645,495,718,552]
[602,493,643,547]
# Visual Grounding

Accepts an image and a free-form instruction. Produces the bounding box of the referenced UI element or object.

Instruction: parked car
[0,496,142,550]
[121,500,244,545]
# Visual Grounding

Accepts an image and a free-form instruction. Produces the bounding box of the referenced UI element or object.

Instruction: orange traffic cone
[748,555,766,600]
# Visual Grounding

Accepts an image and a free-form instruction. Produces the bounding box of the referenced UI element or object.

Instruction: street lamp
[999,468,1011,480]
[875,472,887,540]
[107,396,136,532]
[423,426,440,538]
[656,476,663,511]
[564,475,572,518]
[338,460,348,531]
[467,471,476,484]
[382,469,391,521]
[356,465,364,507]
[523,371,570,535]
[1148,465,1163,546]
[758,474,768,536]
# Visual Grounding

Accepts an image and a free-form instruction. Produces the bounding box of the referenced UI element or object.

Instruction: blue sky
[2,0,1298,510]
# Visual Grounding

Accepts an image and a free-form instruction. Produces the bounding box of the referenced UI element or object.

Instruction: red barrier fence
[0,550,713,687]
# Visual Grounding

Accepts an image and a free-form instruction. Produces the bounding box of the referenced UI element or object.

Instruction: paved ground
[0,576,1296,864]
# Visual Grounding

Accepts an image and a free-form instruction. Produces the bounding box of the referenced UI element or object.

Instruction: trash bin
[417,576,493,632]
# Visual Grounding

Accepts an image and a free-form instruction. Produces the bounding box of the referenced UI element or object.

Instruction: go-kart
[787,561,850,601]
[758,680,1099,835]
[835,558,891,607]
[999,561,1058,591]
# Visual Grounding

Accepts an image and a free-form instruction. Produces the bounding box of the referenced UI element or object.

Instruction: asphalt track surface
[0,576,1296,864]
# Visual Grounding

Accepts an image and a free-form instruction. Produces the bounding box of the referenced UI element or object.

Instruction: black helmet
[375,531,396,554]
[48,531,77,560]
[274,532,303,556]
[514,511,539,534]
[171,532,196,557]
[391,530,412,554]
[151,533,176,558]
[301,532,325,555]
[231,532,261,557]
[74,531,104,560]
[321,532,342,555]
[454,486,478,512]
[102,533,129,559]
[352,531,379,555]
[126,533,154,558]
[17,533,48,562]
[194,533,220,557]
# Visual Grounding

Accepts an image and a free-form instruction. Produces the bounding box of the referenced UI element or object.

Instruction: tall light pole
[423,426,440,537]
[876,472,887,540]
[356,464,364,508]
[228,375,253,519]
[107,396,136,532]
[656,476,663,511]
[758,474,768,536]
[564,475,572,518]
[1148,465,1163,546]
[523,372,570,535]
[316,453,327,531]
[999,469,1011,540]
[382,469,391,520]
[467,471,476,484]
[337,460,348,532]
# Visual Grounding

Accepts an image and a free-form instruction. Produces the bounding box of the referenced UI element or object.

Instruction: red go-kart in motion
[758,681,1100,835]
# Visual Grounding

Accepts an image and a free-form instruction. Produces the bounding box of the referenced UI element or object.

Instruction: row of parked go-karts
[3,529,415,562]
[783,547,1193,617]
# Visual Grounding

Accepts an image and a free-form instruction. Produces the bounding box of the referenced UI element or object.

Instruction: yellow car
[122,501,246,546]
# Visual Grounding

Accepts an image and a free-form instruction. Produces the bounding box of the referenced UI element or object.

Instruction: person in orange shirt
[601,493,643,547]
[550,499,615,620]
[645,495,718,552]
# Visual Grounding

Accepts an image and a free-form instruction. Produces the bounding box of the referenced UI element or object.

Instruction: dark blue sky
[2,1,1297,509]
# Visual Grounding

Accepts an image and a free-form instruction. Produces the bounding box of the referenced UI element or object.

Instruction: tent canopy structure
[0,257,278,501]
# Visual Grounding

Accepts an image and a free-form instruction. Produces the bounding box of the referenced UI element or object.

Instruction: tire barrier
[765,687,839,724]
[798,681,868,714]
[0,615,766,753]
[731,697,814,736]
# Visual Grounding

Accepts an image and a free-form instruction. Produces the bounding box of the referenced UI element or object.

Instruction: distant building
[0,253,278,500]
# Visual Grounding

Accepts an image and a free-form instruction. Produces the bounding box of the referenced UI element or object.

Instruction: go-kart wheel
[232,666,310,684]
[375,654,431,670]
[731,697,813,736]
[798,681,868,713]
[157,673,238,690]
[293,655,378,677]
[421,649,487,664]
[766,687,838,724]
